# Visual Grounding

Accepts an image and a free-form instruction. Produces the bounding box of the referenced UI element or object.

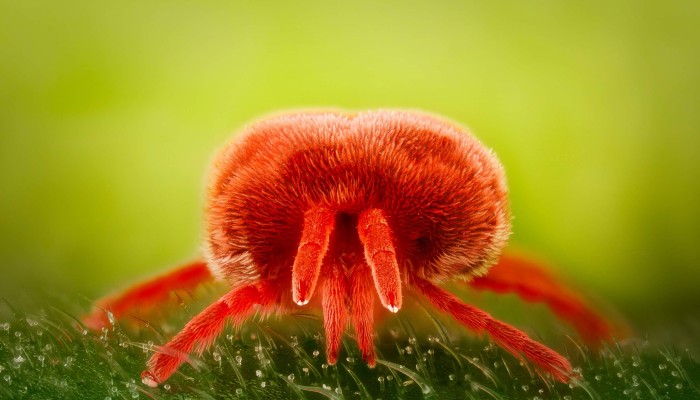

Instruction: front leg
[411,275,573,382]
[142,280,280,387]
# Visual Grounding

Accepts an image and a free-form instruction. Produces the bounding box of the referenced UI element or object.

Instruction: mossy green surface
[1,295,698,400]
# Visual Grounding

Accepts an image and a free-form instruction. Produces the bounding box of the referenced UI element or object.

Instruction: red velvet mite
[84,110,614,387]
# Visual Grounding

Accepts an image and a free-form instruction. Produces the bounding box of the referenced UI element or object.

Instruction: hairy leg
[83,261,213,330]
[322,261,348,365]
[141,281,279,387]
[292,208,335,305]
[469,253,613,343]
[411,275,573,382]
[358,208,402,313]
[349,261,376,366]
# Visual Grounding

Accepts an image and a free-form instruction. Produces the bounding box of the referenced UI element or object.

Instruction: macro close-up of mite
[83,110,613,387]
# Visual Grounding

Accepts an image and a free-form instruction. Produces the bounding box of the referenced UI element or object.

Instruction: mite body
[86,110,612,387]
[206,110,509,309]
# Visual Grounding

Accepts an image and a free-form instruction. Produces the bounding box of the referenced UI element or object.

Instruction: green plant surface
[1,294,698,400]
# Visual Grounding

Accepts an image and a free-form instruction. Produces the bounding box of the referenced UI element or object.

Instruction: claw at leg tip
[383,299,400,313]
[141,371,159,388]
[295,298,309,306]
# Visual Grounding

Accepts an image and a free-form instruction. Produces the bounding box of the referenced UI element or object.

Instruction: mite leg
[292,208,336,306]
[411,276,573,382]
[141,281,279,387]
[349,261,376,366]
[322,261,348,365]
[469,253,613,343]
[357,209,402,313]
[83,261,213,330]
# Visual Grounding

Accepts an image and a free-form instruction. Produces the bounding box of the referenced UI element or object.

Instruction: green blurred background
[1,0,698,340]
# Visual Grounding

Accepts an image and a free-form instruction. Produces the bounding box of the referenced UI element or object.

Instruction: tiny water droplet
[659,364,667,370]
[255,370,263,378]
[448,374,455,381]
[287,374,295,381]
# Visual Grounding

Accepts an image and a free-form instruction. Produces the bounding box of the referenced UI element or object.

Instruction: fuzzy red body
[85,110,615,387]
[205,111,509,303]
